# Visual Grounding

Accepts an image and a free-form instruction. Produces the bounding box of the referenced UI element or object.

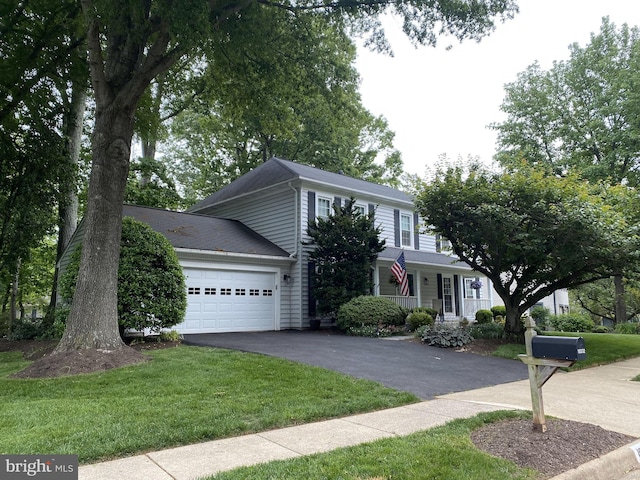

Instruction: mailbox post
[518,317,585,432]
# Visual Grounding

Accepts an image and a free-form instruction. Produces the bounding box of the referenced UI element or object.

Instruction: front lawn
[0,346,417,463]
[489,332,640,370]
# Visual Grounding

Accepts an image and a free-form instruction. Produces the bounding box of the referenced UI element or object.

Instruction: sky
[355,0,640,176]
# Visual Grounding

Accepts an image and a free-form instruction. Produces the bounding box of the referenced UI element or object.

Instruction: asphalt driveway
[183,331,528,400]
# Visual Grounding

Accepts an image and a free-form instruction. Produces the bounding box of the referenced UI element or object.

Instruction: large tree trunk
[503,300,525,343]
[613,274,626,325]
[54,104,134,353]
[46,82,86,320]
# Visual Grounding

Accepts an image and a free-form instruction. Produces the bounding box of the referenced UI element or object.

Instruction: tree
[415,164,639,339]
[492,18,640,185]
[306,198,385,318]
[52,0,518,354]
[59,217,186,334]
[166,9,403,206]
[572,276,640,324]
[491,17,640,324]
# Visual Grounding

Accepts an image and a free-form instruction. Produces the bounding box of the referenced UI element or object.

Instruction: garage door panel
[177,268,276,334]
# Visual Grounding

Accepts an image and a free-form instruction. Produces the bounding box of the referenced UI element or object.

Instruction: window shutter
[393,209,401,247]
[368,203,375,215]
[437,273,443,299]
[475,277,481,299]
[453,274,460,316]
[308,262,316,316]
[307,191,316,223]
[435,234,442,253]
[333,196,342,208]
[413,213,420,250]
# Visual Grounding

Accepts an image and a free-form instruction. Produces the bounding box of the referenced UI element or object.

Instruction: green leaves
[305,198,385,317]
[416,164,639,334]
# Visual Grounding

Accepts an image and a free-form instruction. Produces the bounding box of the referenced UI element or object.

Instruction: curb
[550,440,640,480]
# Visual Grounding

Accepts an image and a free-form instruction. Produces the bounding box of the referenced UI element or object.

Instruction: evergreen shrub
[549,313,594,332]
[336,296,407,331]
[475,309,493,324]
[59,217,187,334]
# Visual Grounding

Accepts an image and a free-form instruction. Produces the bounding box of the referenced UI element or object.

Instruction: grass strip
[491,332,640,371]
[207,410,537,480]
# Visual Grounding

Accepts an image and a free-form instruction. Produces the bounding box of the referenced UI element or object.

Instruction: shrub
[412,306,439,319]
[615,322,640,335]
[59,217,187,334]
[530,306,551,327]
[160,330,182,342]
[8,317,57,340]
[421,325,473,348]
[549,313,594,332]
[475,309,493,324]
[336,296,407,331]
[490,305,506,318]
[468,322,504,340]
[591,325,610,334]
[407,312,434,331]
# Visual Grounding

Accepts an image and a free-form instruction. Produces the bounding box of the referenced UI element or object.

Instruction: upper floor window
[354,204,366,217]
[400,213,412,246]
[317,197,331,219]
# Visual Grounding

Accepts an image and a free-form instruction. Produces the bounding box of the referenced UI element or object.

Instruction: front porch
[381,295,491,323]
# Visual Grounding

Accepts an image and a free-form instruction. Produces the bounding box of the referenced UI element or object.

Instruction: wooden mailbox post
[518,317,578,432]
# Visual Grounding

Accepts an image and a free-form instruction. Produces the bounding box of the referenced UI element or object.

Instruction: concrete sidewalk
[79,357,640,480]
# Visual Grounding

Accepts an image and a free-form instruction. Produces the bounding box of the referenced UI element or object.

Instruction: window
[204,287,216,295]
[442,276,453,313]
[354,204,366,216]
[220,288,232,295]
[464,279,475,299]
[235,288,246,296]
[317,197,331,219]
[400,213,412,247]
[188,287,200,295]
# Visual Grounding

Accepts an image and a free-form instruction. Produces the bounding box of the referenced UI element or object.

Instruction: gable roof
[189,157,413,212]
[122,205,291,258]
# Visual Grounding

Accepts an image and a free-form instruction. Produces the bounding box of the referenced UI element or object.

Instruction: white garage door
[176,268,277,333]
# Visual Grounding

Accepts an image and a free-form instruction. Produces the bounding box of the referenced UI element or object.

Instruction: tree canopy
[415,164,639,338]
[492,17,640,186]
[4,0,518,354]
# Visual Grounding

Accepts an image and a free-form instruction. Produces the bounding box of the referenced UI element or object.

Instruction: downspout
[288,182,300,328]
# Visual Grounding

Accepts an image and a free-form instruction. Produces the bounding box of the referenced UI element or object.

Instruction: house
[60,157,566,334]
[172,157,490,333]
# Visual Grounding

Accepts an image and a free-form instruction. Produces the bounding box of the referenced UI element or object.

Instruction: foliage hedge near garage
[58,217,186,334]
[337,296,407,332]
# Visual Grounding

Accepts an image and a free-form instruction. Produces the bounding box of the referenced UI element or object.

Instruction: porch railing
[381,295,418,310]
[464,298,492,320]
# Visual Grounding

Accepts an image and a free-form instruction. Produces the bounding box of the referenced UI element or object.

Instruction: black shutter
[437,273,443,299]
[368,203,375,215]
[307,191,316,223]
[435,234,442,253]
[413,213,420,250]
[393,209,401,247]
[308,262,316,316]
[453,274,460,316]
[333,196,342,209]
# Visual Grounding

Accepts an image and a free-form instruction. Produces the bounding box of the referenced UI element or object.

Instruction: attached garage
[177,267,277,334]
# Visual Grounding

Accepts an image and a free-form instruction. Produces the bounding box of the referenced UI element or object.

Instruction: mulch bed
[1,336,636,478]
[471,417,635,478]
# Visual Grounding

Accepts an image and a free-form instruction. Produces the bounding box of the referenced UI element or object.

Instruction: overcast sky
[355,0,640,176]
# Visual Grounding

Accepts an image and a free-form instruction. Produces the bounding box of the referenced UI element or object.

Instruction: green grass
[206,410,538,480]
[490,332,640,371]
[0,346,417,463]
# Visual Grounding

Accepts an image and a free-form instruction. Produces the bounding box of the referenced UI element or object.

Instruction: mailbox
[531,336,586,361]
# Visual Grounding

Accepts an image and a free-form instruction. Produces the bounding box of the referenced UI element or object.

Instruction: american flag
[390,252,410,297]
